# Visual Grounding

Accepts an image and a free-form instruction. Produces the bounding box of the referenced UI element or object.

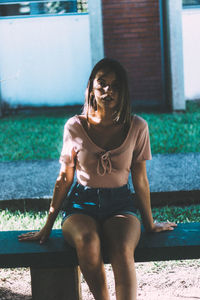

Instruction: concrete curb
[1,190,200,212]
[0,153,200,210]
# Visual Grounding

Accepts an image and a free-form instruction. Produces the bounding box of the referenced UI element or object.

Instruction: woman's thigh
[62,214,101,248]
[102,214,141,255]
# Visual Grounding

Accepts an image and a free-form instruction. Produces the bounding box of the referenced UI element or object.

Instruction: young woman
[19,58,176,300]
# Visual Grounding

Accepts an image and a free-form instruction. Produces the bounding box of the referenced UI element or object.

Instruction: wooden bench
[1,222,200,300]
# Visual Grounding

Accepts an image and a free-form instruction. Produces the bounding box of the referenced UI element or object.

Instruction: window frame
[0,0,88,19]
[183,0,200,8]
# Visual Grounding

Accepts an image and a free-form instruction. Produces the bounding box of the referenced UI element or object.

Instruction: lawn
[142,100,200,154]
[1,204,200,231]
[0,101,199,162]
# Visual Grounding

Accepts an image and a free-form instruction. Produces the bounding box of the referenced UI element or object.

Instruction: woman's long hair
[83,58,131,125]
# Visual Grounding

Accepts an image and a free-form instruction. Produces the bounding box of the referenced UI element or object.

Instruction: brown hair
[83,58,131,125]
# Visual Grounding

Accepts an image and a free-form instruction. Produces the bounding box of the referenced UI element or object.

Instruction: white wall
[1,8,199,106]
[182,8,200,100]
[0,14,91,107]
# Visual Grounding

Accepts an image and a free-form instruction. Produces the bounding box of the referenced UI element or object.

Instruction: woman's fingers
[18,229,50,244]
[161,222,177,229]
[18,232,37,237]
[18,231,40,241]
[152,221,177,232]
[39,235,48,244]
[162,224,175,231]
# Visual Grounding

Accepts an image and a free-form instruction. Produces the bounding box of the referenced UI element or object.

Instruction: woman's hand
[149,221,177,233]
[18,225,52,244]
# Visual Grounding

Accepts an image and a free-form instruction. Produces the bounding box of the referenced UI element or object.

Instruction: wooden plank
[135,222,200,262]
[0,230,78,268]
[31,266,81,300]
[0,223,200,268]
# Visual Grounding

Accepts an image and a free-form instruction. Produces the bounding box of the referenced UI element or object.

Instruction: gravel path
[1,260,200,299]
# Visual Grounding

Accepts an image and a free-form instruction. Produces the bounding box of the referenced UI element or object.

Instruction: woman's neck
[89,107,115,127]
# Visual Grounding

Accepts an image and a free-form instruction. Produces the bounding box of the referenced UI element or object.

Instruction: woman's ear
[90,94,97,110]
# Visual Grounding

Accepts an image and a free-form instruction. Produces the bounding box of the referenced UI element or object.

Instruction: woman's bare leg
[62,214,110,300]
[102,214,141,300]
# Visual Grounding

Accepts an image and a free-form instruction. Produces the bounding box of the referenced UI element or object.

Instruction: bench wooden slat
[0,222,200,269]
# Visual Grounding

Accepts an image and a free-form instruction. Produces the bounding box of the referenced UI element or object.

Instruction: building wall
[0,14,91,107]
[102,0,164,107]
[182,8,200,100]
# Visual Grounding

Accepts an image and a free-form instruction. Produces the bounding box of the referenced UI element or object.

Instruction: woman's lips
[102,96,113,102]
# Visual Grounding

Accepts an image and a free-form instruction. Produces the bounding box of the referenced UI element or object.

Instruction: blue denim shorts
[62,183,138,225]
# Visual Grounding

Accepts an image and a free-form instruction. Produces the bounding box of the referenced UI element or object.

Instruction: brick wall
[102,0,164,107]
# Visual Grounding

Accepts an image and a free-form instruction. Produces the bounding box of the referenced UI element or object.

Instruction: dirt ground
[1,260,200,300]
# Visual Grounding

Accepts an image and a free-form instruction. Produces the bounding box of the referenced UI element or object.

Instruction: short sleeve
[59,123,76,168]
[132,122,152,164]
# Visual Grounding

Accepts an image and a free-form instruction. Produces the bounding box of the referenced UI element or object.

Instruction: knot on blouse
[97,151,112,176]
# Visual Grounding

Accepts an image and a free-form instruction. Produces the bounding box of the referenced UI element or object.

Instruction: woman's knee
[76,230,100,251]
[62,214,100,248]
[75,231,102,267]
[103,215,141,261]
[110,242,135,262]
[62,214,102,267]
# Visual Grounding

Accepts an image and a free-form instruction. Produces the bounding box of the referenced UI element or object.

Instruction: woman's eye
[98,80,106,88]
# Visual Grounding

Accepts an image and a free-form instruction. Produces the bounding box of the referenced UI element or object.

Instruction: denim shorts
[62,183,138,225]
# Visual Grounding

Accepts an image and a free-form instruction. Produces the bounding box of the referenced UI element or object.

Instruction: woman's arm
[46,166,75,227]
[131,161,176,232]
[18,166,75,243]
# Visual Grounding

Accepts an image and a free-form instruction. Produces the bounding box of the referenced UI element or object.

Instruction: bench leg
[30,266,81,300]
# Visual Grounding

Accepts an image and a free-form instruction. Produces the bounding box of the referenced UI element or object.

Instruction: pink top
[59,114,152,188]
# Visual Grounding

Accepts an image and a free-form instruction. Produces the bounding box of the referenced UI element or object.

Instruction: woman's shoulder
[64,115,83,134]
[64,115,81,127]
[132,114,148,130]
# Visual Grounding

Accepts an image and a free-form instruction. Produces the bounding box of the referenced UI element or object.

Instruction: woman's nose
[104,85,112,93]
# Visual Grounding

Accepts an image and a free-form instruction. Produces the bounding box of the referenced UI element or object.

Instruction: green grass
[0,107,80,162]
[0,101,199,162]
[140,101,200,154]
[1,205,200,231]
[0,209,62,231]
[151,205,200,223]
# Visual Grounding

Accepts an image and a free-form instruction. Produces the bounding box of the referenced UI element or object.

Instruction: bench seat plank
[0,222,200,268]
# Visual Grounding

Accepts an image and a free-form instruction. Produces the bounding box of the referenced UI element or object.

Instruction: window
[0,0,88,18]
[183,0,200,6]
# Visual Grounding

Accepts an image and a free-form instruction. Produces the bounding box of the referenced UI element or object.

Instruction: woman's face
[92,70,120,110]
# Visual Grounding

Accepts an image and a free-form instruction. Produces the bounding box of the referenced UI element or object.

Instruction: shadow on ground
[0,288,31,300]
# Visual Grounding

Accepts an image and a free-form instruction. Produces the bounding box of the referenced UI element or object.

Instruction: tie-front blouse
[59,114,152,188]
